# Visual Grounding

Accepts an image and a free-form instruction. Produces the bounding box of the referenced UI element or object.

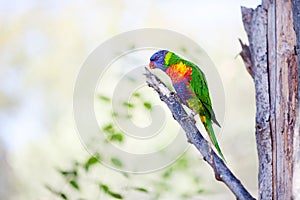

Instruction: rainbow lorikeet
[149,50,225,161]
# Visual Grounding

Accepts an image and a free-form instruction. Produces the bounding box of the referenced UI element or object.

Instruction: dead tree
[240,0,300,199]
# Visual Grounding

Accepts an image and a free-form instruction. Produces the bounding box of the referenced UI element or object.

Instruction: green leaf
[45,185,68,199]
[133,187,149,193]
[69,180,80,191]
[99,183,123,199]
[143,102,152,110]
[133,92,140,97]
[98,95,110,102]
[57,169,77,178]
[102,124,124,143]
[197,188,205,194]
[110,134,123,142]
[108,191,123,199]
[162,168,173,179]
[111,157,122,167]
[59,192,68,200]
[99,184,109,193]
[84,155,100,171]
[103,124,114,133]
[123,102,134,108]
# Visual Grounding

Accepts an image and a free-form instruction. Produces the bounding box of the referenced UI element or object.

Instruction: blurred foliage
[102,123,124,143]
[98,95,111,102]
[46,97,207,200]
[99,184,123,199]
[0,1,259,199]
[47,152,205,199]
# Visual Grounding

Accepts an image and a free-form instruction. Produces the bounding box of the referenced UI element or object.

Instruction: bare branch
[239,39,254,78]
[145,67,255,200]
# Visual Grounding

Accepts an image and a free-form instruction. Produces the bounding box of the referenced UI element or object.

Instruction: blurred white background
[0,0,260,199]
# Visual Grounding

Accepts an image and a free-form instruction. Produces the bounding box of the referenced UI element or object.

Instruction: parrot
[149,50,225,161]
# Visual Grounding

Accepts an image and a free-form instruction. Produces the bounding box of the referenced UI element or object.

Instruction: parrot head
[149,50,169,71]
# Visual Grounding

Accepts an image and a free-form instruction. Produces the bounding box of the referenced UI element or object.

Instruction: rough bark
[292,0,300,100]
[240,0,298,199]
[145,68,255,200]
[271,1,297,199]
[241,6,272,200]
[291,1,300,198]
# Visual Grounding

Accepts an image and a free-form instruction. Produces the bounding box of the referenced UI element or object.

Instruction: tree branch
[145,67,255,200]
[239,38,254,78]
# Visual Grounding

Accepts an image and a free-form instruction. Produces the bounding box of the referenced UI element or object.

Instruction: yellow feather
[200,115,207,123]
[174,62,189,75]
[164,52,172,65]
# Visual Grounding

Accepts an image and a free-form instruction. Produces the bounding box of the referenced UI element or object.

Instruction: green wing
[190,65,212,110]
[188,63,220,127]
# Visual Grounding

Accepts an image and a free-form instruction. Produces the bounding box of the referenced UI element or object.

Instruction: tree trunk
[240,0,299,199]
[292,1,300,199]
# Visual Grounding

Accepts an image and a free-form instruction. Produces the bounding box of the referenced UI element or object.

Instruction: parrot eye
[154,56,159,61]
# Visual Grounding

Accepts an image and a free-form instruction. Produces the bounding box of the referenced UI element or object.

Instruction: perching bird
[149,50,225,161]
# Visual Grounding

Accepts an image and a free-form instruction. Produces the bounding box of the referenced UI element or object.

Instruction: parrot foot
[189,111,196,118]
[172,113,176,120]
[181,114,196,124]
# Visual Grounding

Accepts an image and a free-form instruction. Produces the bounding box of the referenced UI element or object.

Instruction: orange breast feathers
[166,62,193,83]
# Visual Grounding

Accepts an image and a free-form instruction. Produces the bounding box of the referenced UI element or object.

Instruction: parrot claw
[181,114,196,124]
[189,115,196,124]
[190,111,196,117]
[188,111,197,124]
[172,113,176,120]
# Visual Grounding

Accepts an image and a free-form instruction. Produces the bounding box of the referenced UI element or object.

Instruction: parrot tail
[200,114,226,162]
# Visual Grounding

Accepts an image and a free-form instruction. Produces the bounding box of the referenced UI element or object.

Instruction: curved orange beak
[149,61,155,69]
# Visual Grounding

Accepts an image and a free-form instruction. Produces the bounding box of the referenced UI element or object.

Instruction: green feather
[201,113,225,161]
